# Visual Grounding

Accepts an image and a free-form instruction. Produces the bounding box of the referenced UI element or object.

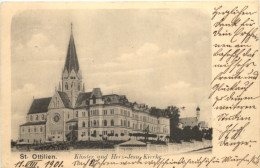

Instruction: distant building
[179,107,208,129]
[18,26,170,144]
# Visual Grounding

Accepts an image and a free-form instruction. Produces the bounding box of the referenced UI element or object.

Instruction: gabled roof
[91,88,102,98]
[20,121,46,126]
[57,91,72,108]
[180,117,198,127]
[63,31,79,73]
[75,92,92,108]
[28,97,52,114]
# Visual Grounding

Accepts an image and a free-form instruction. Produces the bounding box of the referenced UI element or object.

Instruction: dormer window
[30,115,33,121]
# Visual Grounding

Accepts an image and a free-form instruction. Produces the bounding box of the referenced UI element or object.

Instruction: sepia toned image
[11,9,212,154]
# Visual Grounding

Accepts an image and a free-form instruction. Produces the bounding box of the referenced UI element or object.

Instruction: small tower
[196,106,200,122]
[61,23,83,107]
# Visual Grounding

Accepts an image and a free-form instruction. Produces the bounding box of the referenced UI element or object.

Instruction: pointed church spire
[63,23,79,73]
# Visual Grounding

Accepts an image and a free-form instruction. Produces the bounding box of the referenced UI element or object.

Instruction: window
[40,127,43,132]
[91,121,92,127]
[94,120,97,126]
[103,120,107,126]
[121,120,123,126]
[128,121,130,127]
[65,82,68,90]
[124,120,126,126]
[28,128,30,133]
[34,127,36,132]
[42,114,44,120]
[97,110,99,115]
[88,121,90,127]
[128,111,130,117]
[97,120,99,126]
[103,110,107,115]
[30,115,33,121]
[93,98,96,104]
[82,121,86,127]
[120,109,123,115]
[140,124,142,130]
[111,120,114,126]
[110,109,114,115]
[68,113,70,119]
[76,111,78,117]
[82,112,85,117]
[78,84,80,91]
[36,115,38,120]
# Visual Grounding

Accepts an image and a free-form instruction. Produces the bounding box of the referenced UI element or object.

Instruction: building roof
[63,30,79,73]
[75,92,92,108]
[199,121,208,128]
[91,88,102,98]
[28,97,52,114]
[57,91,72,108]
[179,117,198,127]
[20,121,46,126]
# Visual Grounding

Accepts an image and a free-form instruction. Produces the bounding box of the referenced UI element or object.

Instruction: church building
[19,26,170,144]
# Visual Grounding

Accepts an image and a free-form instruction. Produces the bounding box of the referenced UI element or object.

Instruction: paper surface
[1,2,259,168]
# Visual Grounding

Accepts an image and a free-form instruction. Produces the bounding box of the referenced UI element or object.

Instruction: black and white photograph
[11,9,212,154]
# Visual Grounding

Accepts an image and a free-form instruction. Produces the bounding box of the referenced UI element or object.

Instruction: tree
[182,126,192,142]
[192,126,203,141]
[166,106,180,142]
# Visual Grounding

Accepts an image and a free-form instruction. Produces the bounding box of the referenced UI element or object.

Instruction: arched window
[30,115,33,121]
[75,111,78,117]
[65,83,68,90]
[36,115,38,120]
[103,120,107,126]
[94,120,96,126]
[111,120,114,126]
[82,121,86,127]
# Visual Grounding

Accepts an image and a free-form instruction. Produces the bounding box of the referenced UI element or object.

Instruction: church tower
[196,106,200,122]
[62,24,83,107]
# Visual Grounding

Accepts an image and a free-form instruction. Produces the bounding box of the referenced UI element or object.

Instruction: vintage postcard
[1,1,259,168]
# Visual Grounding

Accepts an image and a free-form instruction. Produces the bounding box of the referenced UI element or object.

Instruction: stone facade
[19,27,170,144]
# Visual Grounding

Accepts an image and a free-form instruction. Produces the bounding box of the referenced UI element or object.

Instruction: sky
[11,9,211,140]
